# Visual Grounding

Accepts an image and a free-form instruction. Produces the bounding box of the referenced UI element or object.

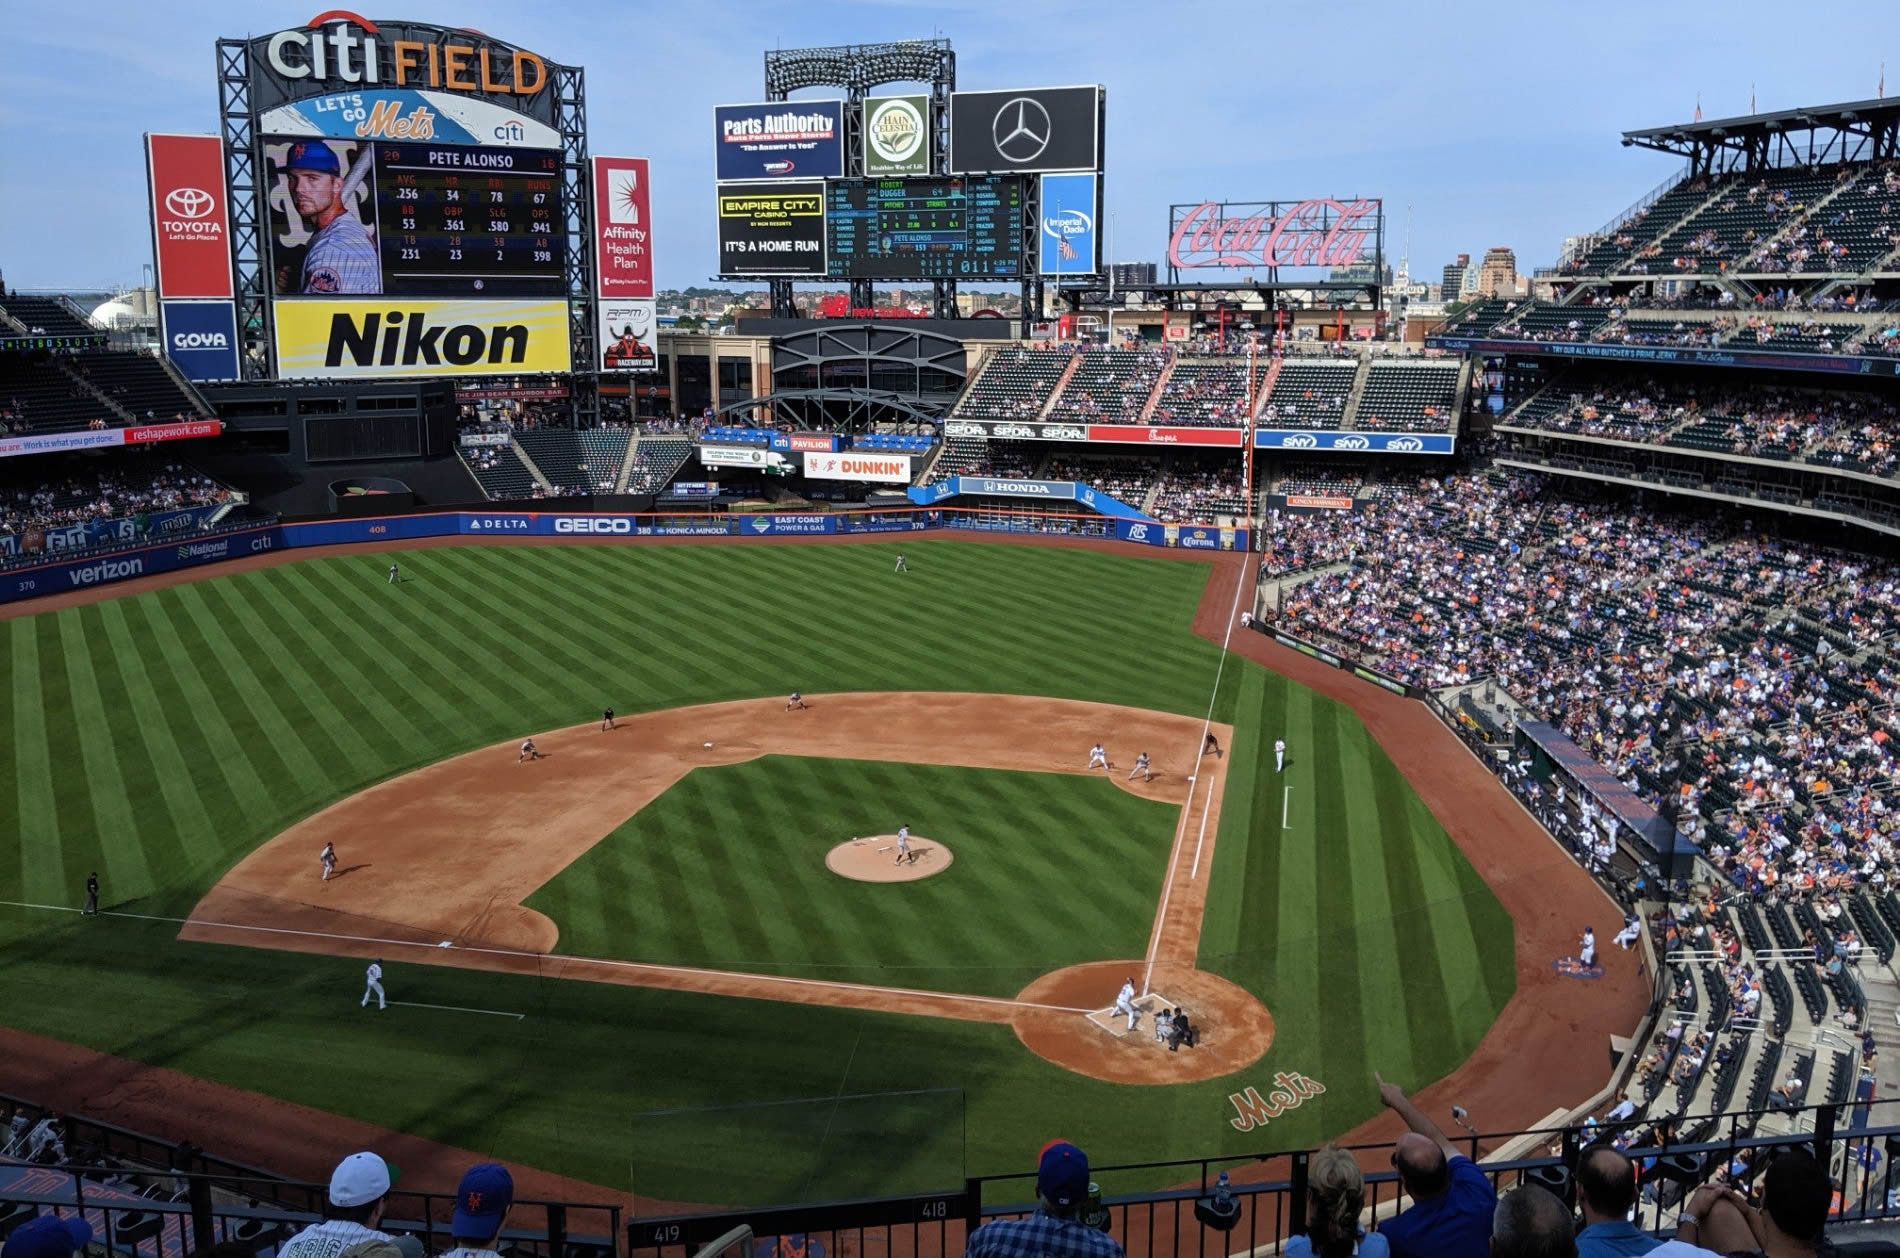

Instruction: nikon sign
[863,95,929,176]
[272,299,571,378]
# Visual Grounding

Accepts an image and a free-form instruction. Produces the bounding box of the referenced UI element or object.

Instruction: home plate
[1086,993,1178,1039]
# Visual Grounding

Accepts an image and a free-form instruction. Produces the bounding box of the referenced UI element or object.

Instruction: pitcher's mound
[826,835,952,882]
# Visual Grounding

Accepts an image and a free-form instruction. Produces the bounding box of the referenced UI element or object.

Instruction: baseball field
[0,536,1632,1209]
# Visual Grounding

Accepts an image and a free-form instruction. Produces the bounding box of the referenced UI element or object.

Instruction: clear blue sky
[0,0,1891,293]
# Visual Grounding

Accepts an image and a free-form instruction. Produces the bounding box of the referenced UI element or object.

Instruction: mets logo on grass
[273,300,571,379]
[1226,1072,1325,1132]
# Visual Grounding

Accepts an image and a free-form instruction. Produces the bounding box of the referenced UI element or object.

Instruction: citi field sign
[248,13,555,114]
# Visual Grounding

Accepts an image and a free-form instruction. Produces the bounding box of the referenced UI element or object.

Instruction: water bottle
[1215,1170,1233,1209]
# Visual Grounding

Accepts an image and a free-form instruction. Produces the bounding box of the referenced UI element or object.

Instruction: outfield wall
[0,509,1252,605]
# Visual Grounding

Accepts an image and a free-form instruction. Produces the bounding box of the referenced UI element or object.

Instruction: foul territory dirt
[0,534,1649,1212]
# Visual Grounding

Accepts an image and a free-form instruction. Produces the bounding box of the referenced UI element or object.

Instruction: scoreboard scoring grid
[825,175,1025,280]
[375,143,565,296]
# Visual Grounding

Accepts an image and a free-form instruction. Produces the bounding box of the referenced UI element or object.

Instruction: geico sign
[172,330,229,350]
[68,557,145,586]
[264,18,549,96]
[553,517,633,534]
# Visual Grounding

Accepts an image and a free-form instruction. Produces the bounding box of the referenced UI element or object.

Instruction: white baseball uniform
[1114,980,1138,1030]
[895,827,911,864]
[387,564,399,584]
[1580,929,1597,967]
[1128,754,1152,781]
[303,210,381,295]
[1088,744,1108,770]
[362,961,386,1009]
[1275,739,1286,772]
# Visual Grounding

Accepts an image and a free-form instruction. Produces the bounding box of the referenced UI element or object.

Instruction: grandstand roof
[1622,97,1900,158]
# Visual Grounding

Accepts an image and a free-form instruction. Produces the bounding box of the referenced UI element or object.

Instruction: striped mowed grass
[0,538,1512,1198]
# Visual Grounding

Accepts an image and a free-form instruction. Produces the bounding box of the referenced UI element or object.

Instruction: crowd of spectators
[0,458,228,545]
[1148,458,1248,525]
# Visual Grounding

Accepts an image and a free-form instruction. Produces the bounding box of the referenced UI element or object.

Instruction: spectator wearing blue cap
[441,1162,515,1258]
[2,1214,92,1258]
[964,1140,1123,1258]
[278,141,380,296]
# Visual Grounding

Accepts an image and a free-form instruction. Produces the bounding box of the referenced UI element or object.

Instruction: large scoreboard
[824,176,1026,280]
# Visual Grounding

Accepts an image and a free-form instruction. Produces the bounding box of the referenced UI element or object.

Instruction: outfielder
[894,553,908,573]
[361,958,386,1010]
[787,691,809,711]
[519,738,541,763]
[387,563,399,585]
[1113,977,1139,1031]
[84,872,99,916]
[1087,743,1110,771]
[320,842,337,882]
[1128,752,1152,782]
[895,825,913,866]
[1275,739,1286,772]
[282,142,381,294]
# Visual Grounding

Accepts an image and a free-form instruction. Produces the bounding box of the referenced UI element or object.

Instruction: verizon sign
[803,451,912,484]
[1168,198,1380,271]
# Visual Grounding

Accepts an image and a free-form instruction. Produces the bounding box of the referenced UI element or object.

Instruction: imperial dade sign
[1168,198,1381,272]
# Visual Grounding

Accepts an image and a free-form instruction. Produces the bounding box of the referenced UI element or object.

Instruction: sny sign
[1169,199,1378,271]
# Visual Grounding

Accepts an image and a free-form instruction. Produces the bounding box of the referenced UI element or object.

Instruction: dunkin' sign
[1168,198,1379,271]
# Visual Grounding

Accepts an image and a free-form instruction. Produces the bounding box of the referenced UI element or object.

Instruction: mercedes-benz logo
[165,187,215,219]
[991,97,1051,165]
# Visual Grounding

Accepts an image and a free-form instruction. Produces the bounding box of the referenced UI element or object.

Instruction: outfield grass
[527,756,1181,996]
[0,539,1513,1204]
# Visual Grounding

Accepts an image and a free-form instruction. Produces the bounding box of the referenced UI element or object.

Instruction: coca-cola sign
[1168,198,1380,271]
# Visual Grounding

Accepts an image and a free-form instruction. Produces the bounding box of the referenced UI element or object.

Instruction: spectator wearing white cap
[277,1152,401,1258]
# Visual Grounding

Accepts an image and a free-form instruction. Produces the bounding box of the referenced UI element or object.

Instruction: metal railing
[620,1100,1900,1258]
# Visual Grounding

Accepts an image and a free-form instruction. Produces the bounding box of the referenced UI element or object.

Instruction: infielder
[1087,743,1110,771]
[895,825,913,866]
[361,958,386,1010]
[787,691,809,711]
[1128,752,1152,782]
[1580,926,1597,967]
[387,563,399,585]
[894,553,908,573]
[1204,731,1223,759]
[1113,977,1139,1031]
[320,842,337,882]
[282,142,381,294]
[601,707,616,731]
[518,738,541,763]
[1274,739,1286,772]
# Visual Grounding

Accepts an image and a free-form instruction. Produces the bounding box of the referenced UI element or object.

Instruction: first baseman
[320,842,336,882]
[519,738,541,763]
[895,825,913,866]
[1114,977,1139,1031]
[361,958,386,1010]
[1087,743,1110,771]
[282,142,381,294]
[1204,731,1224,759]
[1128,752,1152,782]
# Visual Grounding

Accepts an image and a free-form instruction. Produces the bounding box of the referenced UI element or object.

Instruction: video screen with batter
[265,137,566,298]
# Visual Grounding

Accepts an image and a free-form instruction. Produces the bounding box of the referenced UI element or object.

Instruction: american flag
[1057,235,1078,261]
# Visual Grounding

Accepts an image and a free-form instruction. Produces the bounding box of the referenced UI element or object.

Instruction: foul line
[1142,550,1254,997]
[1283,785,1292,831]
[0,901,1092,1018]
[386,1000,523,1020]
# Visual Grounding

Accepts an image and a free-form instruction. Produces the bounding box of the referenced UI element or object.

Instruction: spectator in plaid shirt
[965,1141,1123,1258]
